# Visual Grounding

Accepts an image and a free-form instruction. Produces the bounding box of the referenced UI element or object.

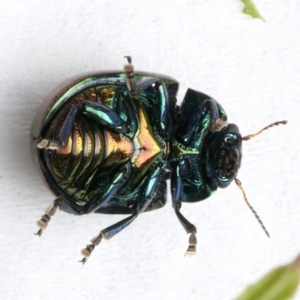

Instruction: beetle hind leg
[79,214,138,264]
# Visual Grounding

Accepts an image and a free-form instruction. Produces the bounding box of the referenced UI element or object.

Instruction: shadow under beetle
[31,57,287,263]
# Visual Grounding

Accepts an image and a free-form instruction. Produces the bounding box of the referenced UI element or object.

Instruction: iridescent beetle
[31,57,286,263]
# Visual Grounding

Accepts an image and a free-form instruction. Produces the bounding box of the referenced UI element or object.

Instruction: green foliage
[240,0,265,21]
[236,255,300,300]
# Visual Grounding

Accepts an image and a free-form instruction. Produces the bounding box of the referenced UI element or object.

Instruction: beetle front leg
[206,98,228,132]
[180,89,228,145]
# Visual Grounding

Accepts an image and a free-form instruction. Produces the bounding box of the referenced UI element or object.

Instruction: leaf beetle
[31,57,286,263]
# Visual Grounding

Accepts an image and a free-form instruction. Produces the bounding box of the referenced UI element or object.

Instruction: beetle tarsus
[37,139,60,150]
[79,234,103,264]
[185,232,197,256]
[124,55,137,97]
[211,115,228,132]
[34,197,62,236]
[185,246,197,256]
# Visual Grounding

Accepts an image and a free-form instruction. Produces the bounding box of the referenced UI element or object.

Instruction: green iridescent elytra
[32,58,286,263]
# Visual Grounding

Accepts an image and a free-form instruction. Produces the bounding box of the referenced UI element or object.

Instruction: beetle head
[203,123,242,189]
[202,120,286,238]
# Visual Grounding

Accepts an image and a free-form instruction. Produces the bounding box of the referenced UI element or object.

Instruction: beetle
[31,56,286,263]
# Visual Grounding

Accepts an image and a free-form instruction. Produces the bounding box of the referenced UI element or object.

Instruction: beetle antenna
[34,197,62,236]
[124,55,137,97]
[234,178,270,238]
[242,120,287,141]
[238,121,287,235]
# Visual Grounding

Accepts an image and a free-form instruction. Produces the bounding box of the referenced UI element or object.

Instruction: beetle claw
[34,229,43,236]
[79,258,87,264]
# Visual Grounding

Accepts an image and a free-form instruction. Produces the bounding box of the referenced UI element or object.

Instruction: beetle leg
[115,92,138,138]
[139,80,171,138]
[135,164,163,213]
[79,165,163,264]
[155,82,170,137]
[83,101,128,133]
[172,174,197,256]
[187,88,228,132]
[36,139,61,150]
[123,57,164,97]
[125,78,171,140]
[34,197,63,236]
[79,214,138,264]
[180,89,228,141]
[179,104,205,145]
[178,97,227,146]
[206,98,228,132]
[174,203,197,256]
[136,77,160,92]
[123,57,171,136]
[124,56,137,97]
[37,101,128,149]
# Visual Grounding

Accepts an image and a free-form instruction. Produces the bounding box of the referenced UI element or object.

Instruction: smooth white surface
[1,1,300,299]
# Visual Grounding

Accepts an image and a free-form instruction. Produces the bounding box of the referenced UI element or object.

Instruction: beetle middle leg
[80,165,164,264]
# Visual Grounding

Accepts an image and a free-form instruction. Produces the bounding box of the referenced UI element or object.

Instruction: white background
[1,1,300,299]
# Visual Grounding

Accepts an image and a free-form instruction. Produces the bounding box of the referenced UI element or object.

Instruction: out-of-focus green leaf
[240,0,265,21]
[236,255,300,300]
